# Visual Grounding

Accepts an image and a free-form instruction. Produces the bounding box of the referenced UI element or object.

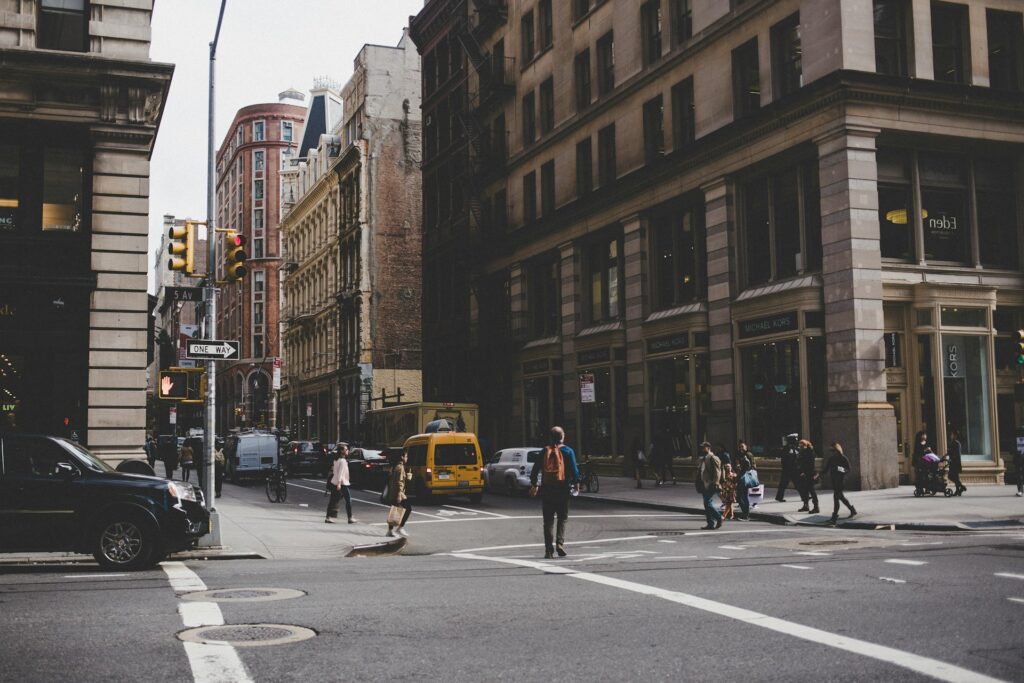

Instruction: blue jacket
[530,444,581,489]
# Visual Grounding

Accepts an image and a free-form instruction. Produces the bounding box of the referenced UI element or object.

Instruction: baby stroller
[913,452,953,497]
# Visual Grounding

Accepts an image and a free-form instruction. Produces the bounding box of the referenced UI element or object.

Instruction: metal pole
[201,0,228,546]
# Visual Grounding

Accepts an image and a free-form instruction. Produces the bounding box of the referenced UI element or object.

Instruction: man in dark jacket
[821,442,857,524]
[775,433,799,502]
[530,426,581,559]
[796,439,820,513]
[698,442,723,530]
[734,440,756,520]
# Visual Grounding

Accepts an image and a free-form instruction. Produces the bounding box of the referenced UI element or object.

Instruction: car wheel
[506,478,518,497]
[93,514,156,571]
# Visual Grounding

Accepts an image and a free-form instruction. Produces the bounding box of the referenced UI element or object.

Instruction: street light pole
[201,0,228,547]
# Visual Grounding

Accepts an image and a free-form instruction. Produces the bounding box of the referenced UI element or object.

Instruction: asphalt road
[1,479,1022,682]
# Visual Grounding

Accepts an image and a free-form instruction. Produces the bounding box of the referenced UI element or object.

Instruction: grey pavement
[579,475,1024,530]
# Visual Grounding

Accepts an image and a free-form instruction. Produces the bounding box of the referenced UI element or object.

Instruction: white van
[225,432,279,482]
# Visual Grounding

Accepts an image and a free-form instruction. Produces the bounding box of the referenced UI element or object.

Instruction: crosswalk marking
[885,559,927,566]
[782,564,811,570]
[879,577,907,584]
[995,572,1024,581]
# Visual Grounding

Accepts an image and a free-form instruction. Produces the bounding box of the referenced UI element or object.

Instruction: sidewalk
[578,476,1024,531]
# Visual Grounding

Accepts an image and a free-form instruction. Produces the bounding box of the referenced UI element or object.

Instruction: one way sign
[186,339,240,361]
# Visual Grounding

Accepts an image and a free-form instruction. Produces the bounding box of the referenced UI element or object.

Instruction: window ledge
[735,274,822,302]
[645,301,706,323]
[576,321,623,337]
[522,335,560,349]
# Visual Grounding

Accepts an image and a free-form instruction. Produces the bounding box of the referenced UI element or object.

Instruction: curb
[347,535,407,557]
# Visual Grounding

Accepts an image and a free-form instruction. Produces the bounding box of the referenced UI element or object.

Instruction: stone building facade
[213,97,305,432]
[412,0,1024,488]
[0,0,172,460]
[280,33,423,444]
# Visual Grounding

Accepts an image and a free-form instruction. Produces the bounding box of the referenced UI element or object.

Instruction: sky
[148,0,424,292]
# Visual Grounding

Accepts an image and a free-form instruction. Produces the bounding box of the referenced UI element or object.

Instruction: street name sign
[167,286,204,303]
[186,339,240,360]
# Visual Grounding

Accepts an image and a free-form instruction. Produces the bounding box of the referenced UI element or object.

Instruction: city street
[1,480,1022,682]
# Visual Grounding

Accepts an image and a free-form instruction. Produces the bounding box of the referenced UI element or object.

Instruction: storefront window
[742,340,801,455]
[0,145,18,232]
[917,334,937,439]
[806,336,825,450]
[976,158,1019,269]
[919,152,969,263]
[649,355,694,457]
[877,148,914,261]
[940,306,985,328]
[524,376,551,445]
[42,148,83,232]
[580,367,612,455]
[941,334,992,459]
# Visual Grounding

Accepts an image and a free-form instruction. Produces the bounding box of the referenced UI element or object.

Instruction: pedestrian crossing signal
[223,229,248,282]
[158,368,206,402]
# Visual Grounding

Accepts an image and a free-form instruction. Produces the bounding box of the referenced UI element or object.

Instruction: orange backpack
[542,446,565,482]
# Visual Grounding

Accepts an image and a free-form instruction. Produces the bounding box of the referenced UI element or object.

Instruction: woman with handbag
[734,440,756,520]
[386,450,412,538]
[821,442,857,525]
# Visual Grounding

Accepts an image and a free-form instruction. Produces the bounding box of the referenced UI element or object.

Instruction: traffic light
[1017,329,1024,366]
[223,229,248,282]
[167,222,195,274]
[158,370,189,400]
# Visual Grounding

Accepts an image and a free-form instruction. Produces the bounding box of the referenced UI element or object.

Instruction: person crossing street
[530,426,581,559]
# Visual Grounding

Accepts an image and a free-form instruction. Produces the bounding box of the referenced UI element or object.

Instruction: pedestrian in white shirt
[325,445,355,524]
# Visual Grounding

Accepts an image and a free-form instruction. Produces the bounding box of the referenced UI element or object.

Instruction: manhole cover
[799,540,859,547]
[178,624,316,647]
[182,587,306,603]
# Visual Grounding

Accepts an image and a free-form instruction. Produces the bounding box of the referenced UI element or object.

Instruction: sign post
[186,339,240,361]
[580,373,596,403]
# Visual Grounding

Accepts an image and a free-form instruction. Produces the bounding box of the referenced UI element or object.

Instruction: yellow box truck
[367,402,479,448]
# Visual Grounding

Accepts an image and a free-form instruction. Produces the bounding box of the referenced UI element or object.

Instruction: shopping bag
[387,505,403,526]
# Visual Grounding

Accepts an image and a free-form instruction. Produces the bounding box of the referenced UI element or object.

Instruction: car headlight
[168,481,198,502]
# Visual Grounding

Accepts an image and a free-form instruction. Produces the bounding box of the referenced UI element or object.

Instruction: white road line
[885,559,927,566]
[657,540,677,544]
[995,572,1024,581]
[719,545,747,550]
[1008,598,1024,605]
[161,563,253,683]
[179,602,224,628]
[161,561,207,593]
[443,503,509,519]
[650,556,699,561]
[62,573,128,579]
[285,482,448,519]
[685,529,790,536]
[879,577,907,584]
[706,555,731,560]
[400,512,693,526]
[900,542,944,547]
[782,565,811,570]
[450,553,1005,683]
[796,551,832,557]
[448,534,656,554]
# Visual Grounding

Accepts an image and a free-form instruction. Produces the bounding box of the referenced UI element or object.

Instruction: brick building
[280,33,423,444]
[412,0,1024,488]
[214,95,305,432]
[0,0,172,459]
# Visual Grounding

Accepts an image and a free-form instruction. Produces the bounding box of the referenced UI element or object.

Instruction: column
[558,241,579,439]
[702,178,736,448]
[87,144,151,460]
[816,125,898,490]
[622,214,648,453]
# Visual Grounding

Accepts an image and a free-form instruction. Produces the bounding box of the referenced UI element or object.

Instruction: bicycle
[265,463,288,503]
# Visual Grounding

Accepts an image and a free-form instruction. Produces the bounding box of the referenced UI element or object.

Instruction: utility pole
[200,0,228,547]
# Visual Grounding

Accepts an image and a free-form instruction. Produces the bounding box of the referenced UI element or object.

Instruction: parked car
[486,447,544,495]
[0,433,209,570]
[348,447,389,489]
[225,432,279,482]
[284,440,329,477]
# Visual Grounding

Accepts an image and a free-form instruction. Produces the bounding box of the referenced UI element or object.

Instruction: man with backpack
[529,426,581,559]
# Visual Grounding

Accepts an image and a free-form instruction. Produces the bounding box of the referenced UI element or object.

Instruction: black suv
[0,433,209,570]
[284,440,329,477]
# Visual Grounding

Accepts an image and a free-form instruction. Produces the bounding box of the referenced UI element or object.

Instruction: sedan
[348,448,390,489]
[284,441,329,477]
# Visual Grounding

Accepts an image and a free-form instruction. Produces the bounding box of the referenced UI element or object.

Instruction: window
[253,121,265,142]
[670,0,692,47]
[42,148,85,232]
[587,235,623,323]
[573,0,590,22]
[539,78,554,135]
[671,77,695,150]
[931,2,969,84]
[976,158,1019,269]
[236,125,244,147]
[771,13,802,98]
[574,49,592,112]
[878,148,915,260]
[650,198,705,309]
[528,258,560,338]
[253,208,265,259]
[732,38,760,118]
[0,145,18,232]
[598,124,616,187]
[987,9,1023,91]
[282,121,294,142]
[919,151,969,263]
[523,171,537,224]
[254,150,265,172]
[597,31,615,96]
[540,160,555,217]
[522,91,536,144]
[254,179,264,200]
[576,138,593,198]
[253,270,265,359]
[38,0,87,52]
[539,0,553,50]
[643,95,665,164]
[424,53,437,96]
[521,11,535,62]
[741,160,822,287]
[641,1,662,66]
[874,0,911,77]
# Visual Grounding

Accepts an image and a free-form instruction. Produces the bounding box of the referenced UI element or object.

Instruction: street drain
[177,624,316,647]
[799,540,859,547]
[182,587,305,603]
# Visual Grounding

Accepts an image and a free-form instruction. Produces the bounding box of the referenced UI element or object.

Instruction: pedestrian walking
[529,426,581,558]
[912,429,931,490]
[652,428,676,486]
[385,450,412,538]
[720,463,737,520]
[775,433,799,502]
[214,440,225,498]
[734,439,755,520]
[697,441,723,530]
[179,441,194,482]
[821,442,857,524]
[716,443,732,468]
[161,436,179,481]
[144,435,157,468]
[326,444,355,524]
[947,429,966,496]
[630,436,646,489]
[796,438,820,513]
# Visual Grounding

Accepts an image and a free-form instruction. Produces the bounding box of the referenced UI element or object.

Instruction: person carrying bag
[385,450,412,538]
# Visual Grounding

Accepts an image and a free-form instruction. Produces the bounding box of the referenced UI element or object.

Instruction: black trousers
[799,476,818,507]
[327,485,352,519]
[832,479,854,517]
[775,471,795,500]
[180,463,193,482]
[948,469,964,490]
[214,463,224,495]
[541,489,570,552]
